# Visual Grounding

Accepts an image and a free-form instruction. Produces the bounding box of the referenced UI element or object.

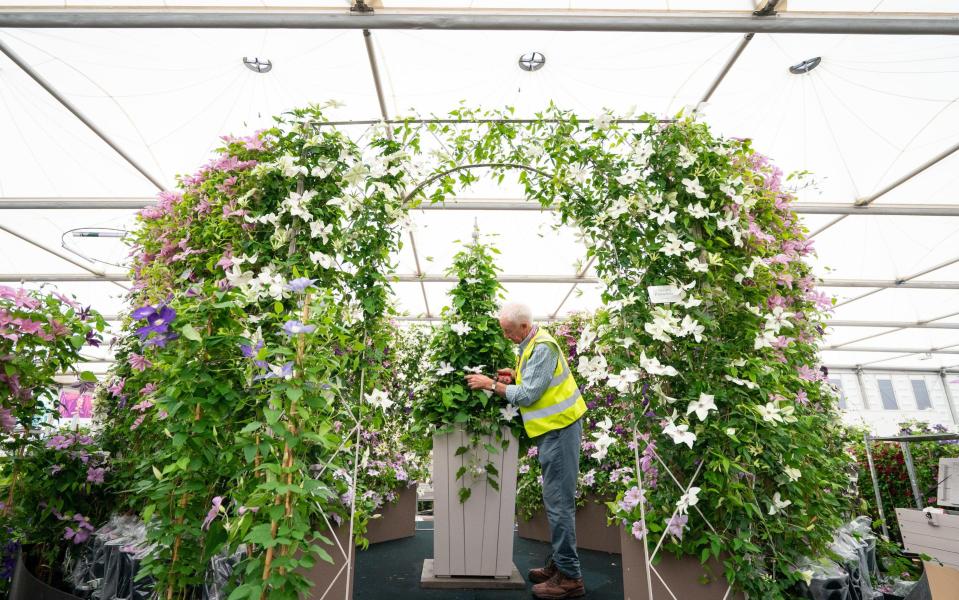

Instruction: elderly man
[465,302,587,600]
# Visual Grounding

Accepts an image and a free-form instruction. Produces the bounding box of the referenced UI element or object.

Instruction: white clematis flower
[724,375,758,390]
[676,145,697,168]
[768,492,792,515]
[578,325,597,352]
[686,393,717,422]
[662,419,697,449]
[309,251,336,270]
[450,322,472,336]
[784,466,801,482]
[365,389,395,411]
[661,233,696,257]
[608,368,641,393]
[590,417,616,460]
[309,221,334,244]
[675,487,701,514]
[463,365,486,374]
[435,362,455,377]
[649,207,677,226]
[757,402,784,423]
[639,352,678,377]
[678,315,705,342]
[685,257,709,273]
[500,404,520,421]
[577,355,609,386]
[681,178,708,199]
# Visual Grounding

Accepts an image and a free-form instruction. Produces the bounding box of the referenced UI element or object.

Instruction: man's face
[499,318,530,344]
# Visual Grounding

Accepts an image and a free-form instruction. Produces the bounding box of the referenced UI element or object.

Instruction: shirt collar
[518,325,539,354]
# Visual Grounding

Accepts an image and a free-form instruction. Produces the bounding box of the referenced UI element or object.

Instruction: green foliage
[413,236,518,501]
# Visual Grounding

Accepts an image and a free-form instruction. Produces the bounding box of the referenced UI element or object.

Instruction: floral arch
[99,102,850,600]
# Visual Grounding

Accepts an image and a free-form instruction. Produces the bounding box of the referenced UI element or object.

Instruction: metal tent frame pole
[828,309,959,349]
[0,35,165,191]
[863,433,891,539]
[835,255,959,308]
[3,11,959,35]
[811,139,959,238]
[941,370,959,425]
[826,366,959,375]
[6,199,959,216]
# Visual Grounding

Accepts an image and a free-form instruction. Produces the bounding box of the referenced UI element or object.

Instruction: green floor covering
[354,523,624,599]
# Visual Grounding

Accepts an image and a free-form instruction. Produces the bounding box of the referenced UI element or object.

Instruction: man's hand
[496,368,515,384]
[465,374,495,390]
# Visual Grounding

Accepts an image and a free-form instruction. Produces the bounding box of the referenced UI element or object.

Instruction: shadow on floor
[355,524,624,599]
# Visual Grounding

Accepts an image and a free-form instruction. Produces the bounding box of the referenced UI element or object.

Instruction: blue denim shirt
[505,326,559,408]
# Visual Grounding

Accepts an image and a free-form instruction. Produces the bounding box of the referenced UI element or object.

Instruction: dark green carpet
[355,524,624,599]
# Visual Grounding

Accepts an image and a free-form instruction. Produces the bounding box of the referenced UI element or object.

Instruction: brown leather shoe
[531,570,586,599]
[527,558,558,584]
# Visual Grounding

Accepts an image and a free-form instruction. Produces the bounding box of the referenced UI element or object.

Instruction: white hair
[499,302,533,326]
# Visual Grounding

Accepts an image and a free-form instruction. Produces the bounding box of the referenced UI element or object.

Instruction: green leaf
[181,324,202,342]
[152,465,163,480]
[458,487,472,503]
[142,504,156,522]
[79,370,97,382]
[454,445,469,456]
[286,387,303,402]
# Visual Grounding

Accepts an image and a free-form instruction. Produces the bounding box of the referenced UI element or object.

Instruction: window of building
[911,379,932,411]
[878,379,898,410]
[829,378,846,409]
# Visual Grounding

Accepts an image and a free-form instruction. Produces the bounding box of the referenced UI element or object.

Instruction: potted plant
[413,235,522,579]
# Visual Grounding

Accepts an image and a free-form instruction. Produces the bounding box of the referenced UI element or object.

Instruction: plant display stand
[517,496,621,554]
[620,525,742,600]
[422,427,525,589]
[365,484,419,545]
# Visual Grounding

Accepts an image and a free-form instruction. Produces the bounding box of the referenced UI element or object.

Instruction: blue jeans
[536,418,582,580]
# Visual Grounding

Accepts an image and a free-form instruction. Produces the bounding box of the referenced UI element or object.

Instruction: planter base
[620,526,743,600]
[299,524,355,599]
[364,484,417,545]
[420,559,526,590]
[518,498,621,554]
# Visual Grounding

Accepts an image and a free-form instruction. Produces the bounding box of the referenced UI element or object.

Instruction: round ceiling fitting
[518,52,546,72]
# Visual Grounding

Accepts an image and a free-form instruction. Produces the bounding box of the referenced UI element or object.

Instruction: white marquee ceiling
[2,1,959,374]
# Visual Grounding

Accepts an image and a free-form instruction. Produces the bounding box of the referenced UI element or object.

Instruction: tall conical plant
[413,232,518,501]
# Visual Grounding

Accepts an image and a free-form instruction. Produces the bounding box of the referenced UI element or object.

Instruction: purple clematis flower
[665,513,688,540]
[240,339,267,369]
[201,496,224,531]
[282,320,316,336]
[86,466,106,484]
[143,332,179,348]
[253,362,294,381]
[133,304,177,341]
[287,277,317,294]
[85,330,102,347]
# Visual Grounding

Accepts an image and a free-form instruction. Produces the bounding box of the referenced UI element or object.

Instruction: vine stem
[166,393,204,599]
[261,295,310,594]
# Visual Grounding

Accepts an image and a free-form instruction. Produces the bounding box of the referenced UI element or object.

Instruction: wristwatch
[489,381,497,392]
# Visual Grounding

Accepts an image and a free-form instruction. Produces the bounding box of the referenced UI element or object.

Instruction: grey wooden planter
[517,496,621,554]
[298,523,355,599]
[10,550,82,600]
[432,427,519,577]
[620,525,742,600]
[365,484,418,545]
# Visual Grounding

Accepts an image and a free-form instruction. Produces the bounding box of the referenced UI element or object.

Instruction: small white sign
[647,285,682,304]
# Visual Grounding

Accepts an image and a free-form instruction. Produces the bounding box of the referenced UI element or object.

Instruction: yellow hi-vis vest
[516,328,587,438]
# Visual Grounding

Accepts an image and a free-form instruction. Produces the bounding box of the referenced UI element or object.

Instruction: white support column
[940,369,959,425]
[855,367,870,410]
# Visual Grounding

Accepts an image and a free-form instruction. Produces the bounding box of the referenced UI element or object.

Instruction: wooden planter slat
[432,427,519,578]
[432,428,450,576]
